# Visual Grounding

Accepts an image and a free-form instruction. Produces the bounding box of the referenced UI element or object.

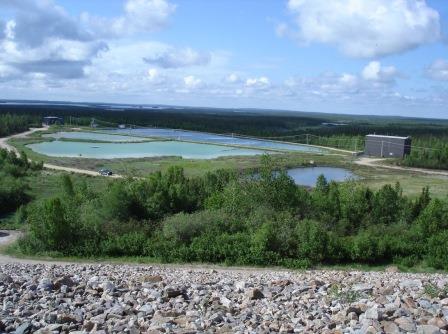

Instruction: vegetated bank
[0,149,42,221]
[11,154,448,271]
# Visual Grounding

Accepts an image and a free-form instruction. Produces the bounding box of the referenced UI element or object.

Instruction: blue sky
[0,0,447,118]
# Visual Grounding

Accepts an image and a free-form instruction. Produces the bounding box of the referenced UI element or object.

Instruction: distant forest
[1,103,448,169]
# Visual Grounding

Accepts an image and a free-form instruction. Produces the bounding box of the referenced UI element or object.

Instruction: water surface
[28,140,266,159]
[286,167,357,187]
[108,128,325,153]
[43,131,147,142]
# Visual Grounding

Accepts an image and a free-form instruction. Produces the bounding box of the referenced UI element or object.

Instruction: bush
[100,232,148,257]
[426,231,448,270]
[295,220,328,264]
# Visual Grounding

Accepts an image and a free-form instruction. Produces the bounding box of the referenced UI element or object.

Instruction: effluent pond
[28,130,326,159]
[107,128,325,153]
[27,140,266,159]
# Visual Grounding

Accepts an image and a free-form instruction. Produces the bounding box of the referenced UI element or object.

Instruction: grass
[353,164,448,198]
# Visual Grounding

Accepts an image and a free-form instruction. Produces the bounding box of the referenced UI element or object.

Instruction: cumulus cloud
[426,59,448,81]
[283,0,441,58]
[183,75,202,89]
[147,68,159,80]
[284,61,401,101]
[81,0,176,38]
[143,47,210,68]
[361,61,399,82]
[1,0,93,48]
[225,73,241,83]
[0,0,106,79]
[245,76,270,87]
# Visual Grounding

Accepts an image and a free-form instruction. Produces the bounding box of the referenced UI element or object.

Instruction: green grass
[352,164,448,199]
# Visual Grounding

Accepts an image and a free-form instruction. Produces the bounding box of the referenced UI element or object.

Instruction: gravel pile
[1,263,448,333]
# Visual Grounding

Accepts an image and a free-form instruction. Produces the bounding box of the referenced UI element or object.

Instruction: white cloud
[225,73,241,83]
[339,73,358,87]
[147,68,158,80]
[143,47,210,68]
[426,59,448,81]
[183,75,202,89]
[0,1,106,79]
[245,76,270,87]
[361,61,399,82]
[81,0,176,38]
[284,0,441,58]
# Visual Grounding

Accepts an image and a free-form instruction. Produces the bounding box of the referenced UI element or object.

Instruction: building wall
[42,117,64,125]
[365,136,411,158]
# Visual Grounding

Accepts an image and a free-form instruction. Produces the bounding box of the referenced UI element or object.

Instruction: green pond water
[43,131,147,142]
[27,140,267,159]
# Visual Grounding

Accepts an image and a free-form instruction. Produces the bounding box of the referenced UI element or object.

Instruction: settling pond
[42,131,148,142]
[107,128,325,153]
[27,140,267,159]
[286,167,357,187]
[28,130,326,159]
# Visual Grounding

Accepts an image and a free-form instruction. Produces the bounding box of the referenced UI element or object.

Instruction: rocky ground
[1,264,448,333]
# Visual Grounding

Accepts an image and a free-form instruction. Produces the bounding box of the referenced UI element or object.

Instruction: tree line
[401,136,448,170]
[16,156,448,270]
[0,113,39,137]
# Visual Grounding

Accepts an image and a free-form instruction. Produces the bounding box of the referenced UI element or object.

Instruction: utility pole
[306,134,309,145]
[381,140,384,157]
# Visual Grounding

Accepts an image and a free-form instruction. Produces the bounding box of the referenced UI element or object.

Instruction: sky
[0,0,447,118]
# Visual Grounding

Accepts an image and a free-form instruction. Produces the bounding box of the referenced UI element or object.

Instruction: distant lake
[27,140,267,159]
[107,128,325,153]
[286,167,357,187]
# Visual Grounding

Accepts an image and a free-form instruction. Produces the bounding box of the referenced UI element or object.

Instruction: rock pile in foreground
[1,264,448,333]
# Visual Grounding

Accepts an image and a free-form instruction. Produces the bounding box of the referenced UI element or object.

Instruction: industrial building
[364,134,411,158]
[42,116,64,126]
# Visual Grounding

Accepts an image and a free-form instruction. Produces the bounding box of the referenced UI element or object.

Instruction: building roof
[366,134,410,140]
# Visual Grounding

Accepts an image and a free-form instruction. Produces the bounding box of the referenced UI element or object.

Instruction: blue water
[286,167,357,187]
[27,140,267,159]
[107,128,325,153]
[43,131,147,142]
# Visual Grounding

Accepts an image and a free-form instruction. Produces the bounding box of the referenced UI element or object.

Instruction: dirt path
[0,128,122,178]
[355,156,448,177]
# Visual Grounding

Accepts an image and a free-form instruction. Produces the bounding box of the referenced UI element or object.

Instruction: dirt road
[355,157,448,177]
[0,128,122,178]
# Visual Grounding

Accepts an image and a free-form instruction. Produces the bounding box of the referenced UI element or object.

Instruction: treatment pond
[27,140,268,159]
[28,130,327,159]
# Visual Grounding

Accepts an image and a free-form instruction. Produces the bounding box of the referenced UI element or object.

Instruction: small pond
[286,167,358,187]
[27,140,267,159]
